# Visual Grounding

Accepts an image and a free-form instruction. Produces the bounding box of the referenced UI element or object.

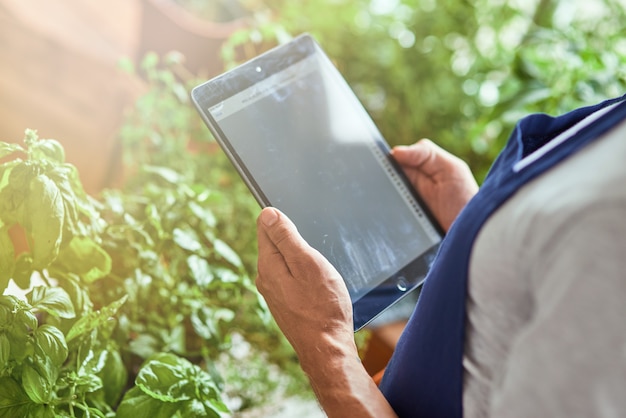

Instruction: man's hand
[256,207,354,359]
[392,139,479,232]
[256,207,396,417]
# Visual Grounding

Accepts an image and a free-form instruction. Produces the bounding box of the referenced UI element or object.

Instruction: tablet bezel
[191,33,444,330]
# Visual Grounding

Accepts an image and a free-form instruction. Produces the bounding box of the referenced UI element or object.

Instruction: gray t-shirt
[463,118,626,417]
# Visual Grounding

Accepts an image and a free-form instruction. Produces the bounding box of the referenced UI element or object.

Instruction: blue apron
[379,94,626,417]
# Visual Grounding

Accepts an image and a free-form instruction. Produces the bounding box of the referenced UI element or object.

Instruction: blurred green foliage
[224,0,626,181]
[115,52,312,410]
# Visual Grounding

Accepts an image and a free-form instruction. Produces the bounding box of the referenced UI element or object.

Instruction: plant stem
[69,384,76,417]
[40,271,52,287]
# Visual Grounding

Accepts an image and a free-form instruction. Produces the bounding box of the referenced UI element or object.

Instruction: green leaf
[0,377,32,418]
[141,52,159,72]
[145,204,164,238]
[53,236,112,283]
[36,353,58,386]
[0,164,31,226]
[131,355,227,416]
[164,51,184,66]
[33,325,68,366]
[99,348,128,406]
[26,174,64,269]
[0,167,14,210]
[187,255,213,287]
[190,309,215,340]
[57,273,92,316]
[142,165,182,184]
[213,239,242,268]
[0,142,24,159]
[188,201,217,229]
[5,323,32,363]
[191,307,234,340]
[180,399,221,418]
[27,404,56,418]
[75,373,103,393]
[135,354,192,403]
[0,305,10,325]
[172,83,188,103]
[0,226,14,291]
[0,295,18,310]
[45,164,97,239]
[15,309,37,332]
[5,337,30,364]
[28,286,75,319]
[77,348,108,381]
[3,301,36,363]
[213,267,240,283]
[29,139,65,163]
[0,334,10,369]
[172,228,202,253]
[23,129,38,147]
[188,365,228,416]
[22,363,51,404]
[118,56,135,74]
[65,295,127,342]
[116,387,178,418]
[128,334,159,359]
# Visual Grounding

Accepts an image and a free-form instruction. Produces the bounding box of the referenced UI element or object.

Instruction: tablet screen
[192,34,442,330]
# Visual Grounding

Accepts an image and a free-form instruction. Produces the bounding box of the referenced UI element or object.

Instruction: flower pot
[137,0,248,77]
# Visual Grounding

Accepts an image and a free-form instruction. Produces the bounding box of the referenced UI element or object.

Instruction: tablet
[191,34,443,330]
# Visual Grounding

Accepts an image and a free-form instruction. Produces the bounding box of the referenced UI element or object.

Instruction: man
[256,95,626,417]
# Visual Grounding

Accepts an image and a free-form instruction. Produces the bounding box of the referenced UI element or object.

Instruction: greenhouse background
[0,0,624,416]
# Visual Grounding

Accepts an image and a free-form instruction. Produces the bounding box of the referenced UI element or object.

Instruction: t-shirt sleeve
[489,202,626,417]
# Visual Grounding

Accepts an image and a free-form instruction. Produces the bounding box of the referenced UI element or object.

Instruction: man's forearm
[298,332,397,418]
[256,208,397,416]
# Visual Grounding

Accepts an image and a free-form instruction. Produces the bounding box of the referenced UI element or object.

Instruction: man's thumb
[258,207,307,254]
[259,207,280,227]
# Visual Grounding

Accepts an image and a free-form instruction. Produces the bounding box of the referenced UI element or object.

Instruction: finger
[258,207,337,283]
[391,138,434,166]
[257,207,279,257]
[256,207,310,283]
[258,207,309,256]
[256,208,292,284]
[392,138,452,178]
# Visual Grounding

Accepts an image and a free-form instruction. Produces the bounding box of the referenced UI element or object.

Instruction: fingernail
[261,208,278,226]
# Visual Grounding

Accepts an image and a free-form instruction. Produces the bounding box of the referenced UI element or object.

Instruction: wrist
[297,328,358,375]
[297,331,396,418]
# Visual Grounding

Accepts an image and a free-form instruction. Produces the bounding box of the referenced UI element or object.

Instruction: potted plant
[0,53,312,417]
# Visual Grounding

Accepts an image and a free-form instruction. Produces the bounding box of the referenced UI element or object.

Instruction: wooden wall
[0,0,250,193]
[0,0,143,193]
